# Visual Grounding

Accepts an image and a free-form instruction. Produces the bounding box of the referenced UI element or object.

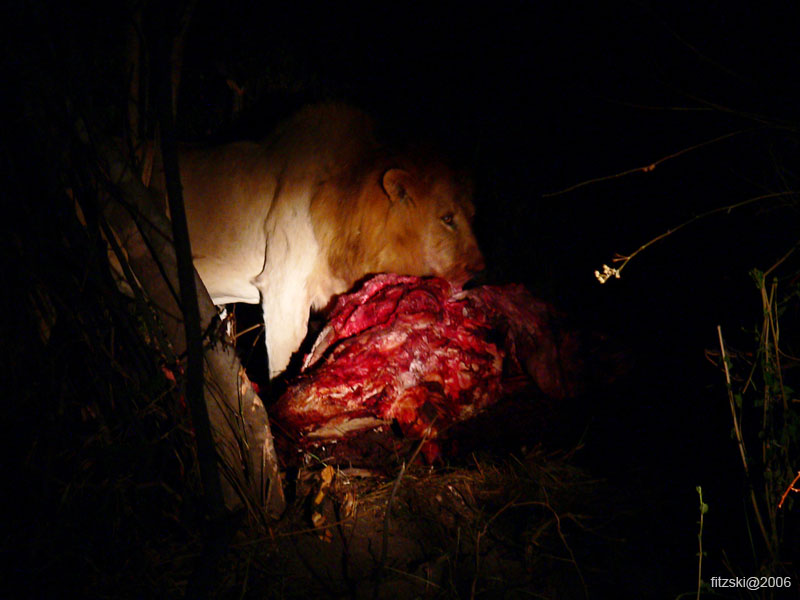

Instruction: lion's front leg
[260,290,309,379]
[255,197,321,379]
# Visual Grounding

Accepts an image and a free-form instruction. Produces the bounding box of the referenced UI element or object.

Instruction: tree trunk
[89,128,285,518]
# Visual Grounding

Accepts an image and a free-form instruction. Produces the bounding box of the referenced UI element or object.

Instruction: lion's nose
[462,268,488,289]
[462,250,486,288]
[471,254,486,274]
[467,249,485,274]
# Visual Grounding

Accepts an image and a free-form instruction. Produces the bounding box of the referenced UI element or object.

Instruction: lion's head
[311,156,485,290]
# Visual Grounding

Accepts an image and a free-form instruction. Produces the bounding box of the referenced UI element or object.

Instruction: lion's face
[376,166,484,287]
[311,157,484,296]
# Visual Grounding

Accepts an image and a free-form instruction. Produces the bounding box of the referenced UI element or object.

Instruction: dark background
[5,0,799,597]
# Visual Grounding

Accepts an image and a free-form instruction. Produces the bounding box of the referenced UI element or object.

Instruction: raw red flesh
[273,274,590,448]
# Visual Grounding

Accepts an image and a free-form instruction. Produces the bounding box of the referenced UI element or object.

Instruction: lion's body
[160,104,484,377]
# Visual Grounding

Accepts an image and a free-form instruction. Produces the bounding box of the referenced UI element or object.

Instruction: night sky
[5,1,800,596]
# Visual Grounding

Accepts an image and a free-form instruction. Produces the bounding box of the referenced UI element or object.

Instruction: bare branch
[544,129,754,198]
[595,191,797,283]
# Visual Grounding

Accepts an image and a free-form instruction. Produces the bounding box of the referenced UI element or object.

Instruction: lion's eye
[441,213,455,227]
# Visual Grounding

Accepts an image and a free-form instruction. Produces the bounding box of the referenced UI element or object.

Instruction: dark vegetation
[3,1,799,598]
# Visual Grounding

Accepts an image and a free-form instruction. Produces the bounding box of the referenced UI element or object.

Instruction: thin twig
[778,472,800,509]
[541,488,588,600]
[374,432,430,599]
[469,494,588,600]
[717,325,773,559]
[763,243,799,279]
[471,496,520,600]
[543,129,752,198]
[595,191,796,283]
[718,326,749,476]
[695,486,707,600]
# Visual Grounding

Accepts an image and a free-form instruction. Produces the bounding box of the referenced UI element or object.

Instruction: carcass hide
[273,274,592,453]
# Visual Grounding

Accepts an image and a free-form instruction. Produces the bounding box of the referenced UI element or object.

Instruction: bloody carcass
[272,274,595,453]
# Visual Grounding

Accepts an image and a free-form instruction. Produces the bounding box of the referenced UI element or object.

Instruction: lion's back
[265,103,380,180]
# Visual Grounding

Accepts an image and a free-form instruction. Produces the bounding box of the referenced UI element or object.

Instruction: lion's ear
[382,169,413,204]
